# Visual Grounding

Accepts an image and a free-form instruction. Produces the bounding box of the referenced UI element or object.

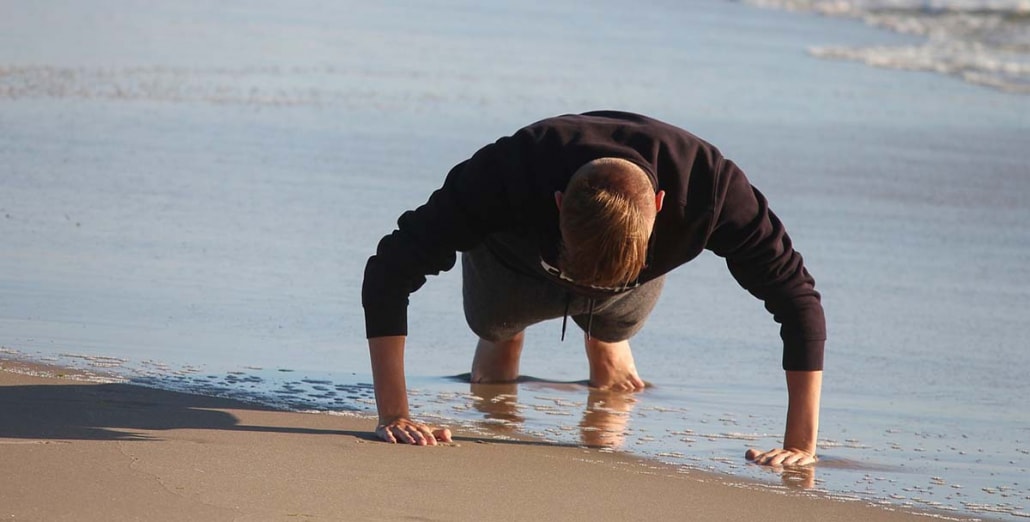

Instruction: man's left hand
[745,447,817,467]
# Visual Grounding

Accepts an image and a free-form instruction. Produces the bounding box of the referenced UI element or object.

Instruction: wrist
[379,413,409,426]
[784,442,817,457]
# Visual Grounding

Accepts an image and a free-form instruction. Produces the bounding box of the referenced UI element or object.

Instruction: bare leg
[470,331,525,383]
[585,336,645,391]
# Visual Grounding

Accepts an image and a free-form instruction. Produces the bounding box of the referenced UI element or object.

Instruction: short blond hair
[559,158,656,288]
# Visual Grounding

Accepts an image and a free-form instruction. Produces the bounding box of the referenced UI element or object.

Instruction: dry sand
[0,359,961,522]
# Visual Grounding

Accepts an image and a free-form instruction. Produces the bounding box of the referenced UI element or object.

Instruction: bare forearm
[367,335,454,445]
[369,336,409,424]
[784,370,822,456]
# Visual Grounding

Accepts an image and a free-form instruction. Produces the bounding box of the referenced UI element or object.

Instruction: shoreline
[0,357,976,521]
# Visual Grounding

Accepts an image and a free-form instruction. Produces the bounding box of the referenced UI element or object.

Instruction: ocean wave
[746,0,1030,93]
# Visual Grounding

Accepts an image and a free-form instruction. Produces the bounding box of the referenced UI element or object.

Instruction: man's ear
[554,191,563,211]
[655,190,666,213]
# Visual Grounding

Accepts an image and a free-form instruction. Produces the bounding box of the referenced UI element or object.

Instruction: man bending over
[362,111,825,467]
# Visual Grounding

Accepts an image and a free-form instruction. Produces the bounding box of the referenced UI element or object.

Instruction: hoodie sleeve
[705,159,826,371]
[362,137,523,338]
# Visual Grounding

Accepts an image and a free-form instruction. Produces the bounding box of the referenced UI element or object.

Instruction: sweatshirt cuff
[782,338,824,371]
[363,302,408,339]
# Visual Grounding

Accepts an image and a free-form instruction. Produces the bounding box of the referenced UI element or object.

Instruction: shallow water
[2,1,1028,520]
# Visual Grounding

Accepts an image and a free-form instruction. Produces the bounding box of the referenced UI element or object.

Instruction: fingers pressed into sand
[746,447,817,467]
[433,427,454,443]
[376,418,451,446]
[406,426,427,445]
[378,424,398,444]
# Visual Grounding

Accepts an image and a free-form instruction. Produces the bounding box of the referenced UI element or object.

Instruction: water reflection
[469,381,637,449]
[779,465,816,489]
[467,379,819,490]
[746,453,818,489]
[579,389,636,448]
[468,382,523,434]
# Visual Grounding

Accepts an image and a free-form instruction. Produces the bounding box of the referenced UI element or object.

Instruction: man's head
[555,157,665,289]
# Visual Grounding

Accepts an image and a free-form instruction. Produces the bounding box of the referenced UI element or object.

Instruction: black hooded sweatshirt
[362,111,826,371]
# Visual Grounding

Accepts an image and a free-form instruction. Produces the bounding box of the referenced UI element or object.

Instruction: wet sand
[0,359,968,521]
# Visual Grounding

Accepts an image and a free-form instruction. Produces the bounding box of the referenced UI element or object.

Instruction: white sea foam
[0,65,477,107]
[747,0,1030,92]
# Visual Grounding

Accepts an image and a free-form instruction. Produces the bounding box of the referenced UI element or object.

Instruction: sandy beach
[1,359,963,522]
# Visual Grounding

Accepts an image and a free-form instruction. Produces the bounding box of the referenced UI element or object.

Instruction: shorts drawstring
[561,292,571,342]
[586,298,595,341]
[560,294,595,341]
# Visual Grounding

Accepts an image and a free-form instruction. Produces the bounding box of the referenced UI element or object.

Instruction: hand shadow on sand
[0,381,377,442]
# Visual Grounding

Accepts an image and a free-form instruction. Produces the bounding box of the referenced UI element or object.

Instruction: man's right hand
[376,417,453,446]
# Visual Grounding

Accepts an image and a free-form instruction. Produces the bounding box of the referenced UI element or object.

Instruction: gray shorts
[462,244,665,343]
